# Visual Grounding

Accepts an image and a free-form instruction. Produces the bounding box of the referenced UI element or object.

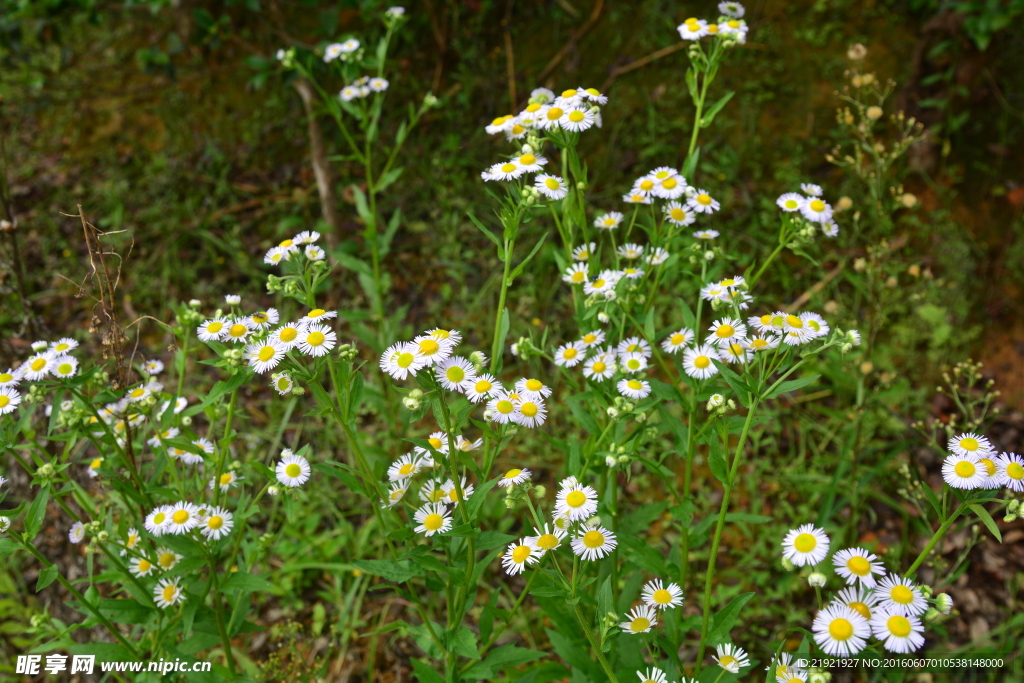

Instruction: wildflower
[298,324,337,357]
[529,523,566,554]
[128,556,155,577]
[683,345,720,380]
[800,197,833,223]
[485,391,519,424]
[277,453,312,487]
[465,374,502,403]
[580,330,606,348]
[942,453,985,489]
[166,502,200,534]
[870,608,925,653]
[513,397,547,428]
[369,77,389,92]
[535,174,569,200]
[641,579,684,609]
[801,183,823,196]
[435,356,477,392]
[554,341,586,367]
[718,342,751,364]
[687,190,720,214]
[708,318,746,345]
[822,219,840,237]
[713,643,750,673]
[834,585,880,620]
[555,482,599,521]
[246,340,285,374]
[156,548,183,570]
[719,1,745,17]
[996,452,1024,491]
[120,528,141,556]
[388,453,426,482]
[637,668,669,683]
[812,605,870,656]
[384,483,406,507]
[443,477,474,505]
[781,524,830,566]
[594,212,623,230]
[876,575,928,616]
[832,547,886,587]
[299,308,337,326]
[562,263,589,285]
[144,506,172,536]
[484,160,526,181]
[413,503,452,537]
[618,378,651,400]
[87,457,104,478]
[664,201,696,226]
[559,107,595,132]
[498,468,531,489]
[647,247,670,265]
[22,353,52,381]
[200,506,234,541]
[46,356,79,379]
[50,338,79,354]
[502,537,542,574]
[572,243,596,261]
[935,593,954,614]
[776,192,804,212]
[582,354,615,381]
[693,229,719,239]
[620,605,657,634]
[412,334,453,366]
[380,342,425,380]
[0,387,21,415]
[209,471,243,492]
[0,369,19,387]
[801,312,830,337]
[571,523,616,560]
[454,436,483,453]
[69,522,85,544]
[623,191,652,205]
[154,578,185,609]
[678,19,709,40]
[948,432,992,457]
[272,372,294,395]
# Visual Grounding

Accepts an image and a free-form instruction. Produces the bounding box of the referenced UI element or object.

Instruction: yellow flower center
[785,199,799,209]
[720,655,736,667]
[419,339,439,355]
[57,363,73,374]
[547,107,564,120]
[31,358,47,371]
[808,320,821,331]
[504,468,522,479]
[809,199,826,212]
[583,530,604,548]
[640,180,654,191]
[561,89,577,97]
[131,388,146,398]
[207,321,224,333]
[1006,462,1024,480]
[716,324,735,338]
[520,402,538,417]
[954,460,976,478]
[959,437,979,451]
[137,559,152,572]
[520,154,536,164]
[786,315,803,328]
[537,533,559,550]
[653,589,672,604]
[220,473,233,485]
[429,437,443,449]
[90,458,103,469]
[208,516,223,529]
[252,312,269,323]
[568,110,585,123]
[592,279,605,288]
[163,585,177,602]
[545,178,561,190]
[446,366,465,382]
[228,323,247,338]
[583,334,597,344]
[491,117,505,126]
[566,491,587,508]
[496,399,514,414]
[793,533,817,553]
[694,356,710,369]
[308,308,325,317]
[307,331,325,346]
[627,379,643,390]
[511,124,525,135]
[172,510,189,525]
[501,163,517,173]
[979,458,996,476]
[630,617,651,632]
[828,618,853,641]
[0,373,12,382]
[571,271,585,282]
[670,208,686,220]
[626,359,640,370]
[849,601,871,619]
[55,343,70,351]
[397,352,415,368]
[728,20,740,28]
[697,194,712,205]
[669,333,685,345]
[399,463,415,475]
[887,615,912,638]
[423,513,443,531]
[279,327,298,342]
[563,348,578,359]
[258,346,276,362]
[153,512,165,524]
[285,463,302,477]
[847,556,870,576]
[474,379,492,393]
[891,585,915,604]
[707,23,718,33]
[512,545,532,563]
[662,178,678,189]
[593,361,607,373]
[525,103,541,113]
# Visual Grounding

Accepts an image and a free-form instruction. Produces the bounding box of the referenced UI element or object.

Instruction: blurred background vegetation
[2,0,1024,680]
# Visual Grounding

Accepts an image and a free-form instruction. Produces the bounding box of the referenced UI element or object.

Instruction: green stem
[572,603,620,683]
[905,502,966,577]
[489,236,516,374]
[208,568,238,675]
[211,388,239,508]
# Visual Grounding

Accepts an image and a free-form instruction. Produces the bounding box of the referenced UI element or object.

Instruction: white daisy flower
[209,471,243,492]
[713,643,750,673]
[384,483,406,507]
[144,505,172,536]
[622,190,652,205]
[156,547,183,571]
[800,197,833,223]
[621,266,645,279]
[442,477,474,505]
[876,575,928,616]
[800,312,830,337]
[166,502,200,534]
[582,354,615,380]
[583,271,617,296]
[571,523,616,560]
[693,229,720,239]
[833,585,880,621]
[412,334,453,366]
[0,386,22,414]
[683,345,719,379]
[119,527,141,557]
[996,452,1024,491]
[515,378,552,399]
[369,77,389,92]
[776,192,805,212]
[50,337,79,354]
[580,86,608,104]
[708,318,746,346]
[264,246,287,265]
[562,263,589,285]
[142,359,164,375]
[781,524,830,566]
[832,547,886,587]
[812,605,870,657]
[387,453,426,482]
[619,351,648,373]
[617,243,644,260]
[513,397,547,428]
[822,219,840,237]
[594,211,623,230]
[154,578,185,609]
[871,608,925,653]
[465,374,502,403]
[22,353,53,381]
[380,342,425,380]
[502,537,542,574]
[554,341,586,367]
[637,668,669,683]
[948,432,992,457]
[529,523,567,554]
[559,107,596,132]
[297,324,337,357]
[641,579,684,609]
[652,175,686,200]
[579,330,605,348]
[147,427,180,449]
[536,174,569,200]
[573,242,597,261]
[69,521,85,543]
[664,201,696,226]
[245,340,285,374]
[271,372,294,396]
[485,392,519,424]
[678,19,709,40]
[620,605,657,634]
[718,342,751,364]
[719,18,749,40]
[276,453,311,487]
[688,190,720,214]
[0,368,20,387]
[555,483,599,521]
[198,507,233,541]
[661,328,694,353]
[485,115,515,135]
[618,378,651,399]
[942,453,985,489]
[435,356,477,392]
[646,247,670,265]
[719,1,745,18]
[618,336,652,357]
[497,467,531,489]
[413,503,452,537]
[128,556,155,577]
[801,183,823,196]
[484,160,526,181]
[514,152,547,172]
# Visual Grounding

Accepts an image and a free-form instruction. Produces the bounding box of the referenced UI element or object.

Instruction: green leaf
[351,184,374,226]
[334,251,374,277]
[620,501,668,536]
[764,374,821,400]
[36,565,58,592]
[685,67,698,102]
[468,211,504,258]
[508,233,548,282]
[410,658,445,683]
[566,393,599,434]
[376,166,404,193]
[596,577,612,625]
[700,91,735,128]
[346,371,364,424]
[708,437,728,485]
[495,308,511,374]
[968,504,1002,543]
[706,592,755,645]
[682,147,701,180]
[197,371,247,412]
[724,512,771,524]
[712,360,752,405]
[221,571,275,593]
[24,485,50,540]
[466,476,499,520]
[448,625,480,658]
[351,559,420,583]
[463,644,546,679]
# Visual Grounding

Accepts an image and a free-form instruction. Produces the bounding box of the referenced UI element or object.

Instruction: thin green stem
[905,502,966,577]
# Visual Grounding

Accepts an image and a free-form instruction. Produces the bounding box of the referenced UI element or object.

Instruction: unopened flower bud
[37,463,55,479]
[781,557,796,571]
[0,517,9,532]
[606,407,619,419]
[808,670,832,683]
[96,530,109,542]
[605,456,617,468]
[182,415,193,426]
[866,106,883,120]
[597,312,610,324]
[707,394,725,410]
[267,486,280,497]
[808,572,826,587]
[704,250,715,261]
[188,299,201,307]
[1008,499,1021,514]
[934,593,953,614]
[532,485,546,498]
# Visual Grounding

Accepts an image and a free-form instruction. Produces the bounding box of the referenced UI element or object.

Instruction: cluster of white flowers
[484,86,607,145]
[0,338,83,414]
[263,229,322,265]
[942,432,1023,491]
[677,2,750,43]
[340,75,390,102]
[779,523,956,661]
[620,166,718,219]
[323,38,361,63]
[552,332,655,401]
[777,183,840,237]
